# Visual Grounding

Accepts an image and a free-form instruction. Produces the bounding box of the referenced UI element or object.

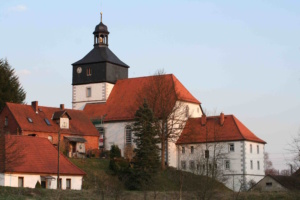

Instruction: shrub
[35,181,42,188]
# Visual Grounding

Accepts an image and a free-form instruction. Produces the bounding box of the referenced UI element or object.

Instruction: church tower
[72,13,129,110]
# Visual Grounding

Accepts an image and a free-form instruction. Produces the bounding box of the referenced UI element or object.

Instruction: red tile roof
[84,74,200,121]
[2,135,85,175]
[6,102,98,136]
[176,114,266,144]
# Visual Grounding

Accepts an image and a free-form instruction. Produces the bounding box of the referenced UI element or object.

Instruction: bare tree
[287,130,300,172]
[264,152,278,175]
[136,69,190,170]
[178,114,229,200]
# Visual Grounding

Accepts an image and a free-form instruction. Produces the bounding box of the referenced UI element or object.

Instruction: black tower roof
[72,46,129,68]
[93,22,109,34]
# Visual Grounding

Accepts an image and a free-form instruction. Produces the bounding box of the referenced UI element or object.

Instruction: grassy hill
[1,158,300,199]
[70,158,228,191]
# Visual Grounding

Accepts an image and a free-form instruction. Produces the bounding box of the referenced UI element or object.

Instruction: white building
[0,135,85,190]
[176,113,266,191]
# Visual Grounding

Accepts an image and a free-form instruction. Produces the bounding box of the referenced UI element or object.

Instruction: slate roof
[5,102,99,136]
[176,114,266,144]
[1,135,86,175]
[72,46,129,68]
[269,175,300,190]
[84,74,201,122]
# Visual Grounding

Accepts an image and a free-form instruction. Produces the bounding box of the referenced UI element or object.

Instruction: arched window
[125,126,132,145]
[48,135,53,143]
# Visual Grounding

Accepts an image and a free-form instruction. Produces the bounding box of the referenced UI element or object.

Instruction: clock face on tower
[77,67,82,74]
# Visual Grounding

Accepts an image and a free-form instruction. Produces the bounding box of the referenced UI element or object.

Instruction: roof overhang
[64,136,87,143]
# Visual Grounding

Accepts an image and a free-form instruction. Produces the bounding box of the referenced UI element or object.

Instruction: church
[71,13,266,191]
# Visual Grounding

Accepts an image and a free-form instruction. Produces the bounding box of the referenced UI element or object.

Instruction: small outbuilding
[250,175,300,191]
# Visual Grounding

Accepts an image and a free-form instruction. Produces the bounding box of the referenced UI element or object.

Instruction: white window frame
[191,146,194,154]
[182,146,185,154]
[225,160,230,170]
[86,87,92,97]
[229,143,234,152]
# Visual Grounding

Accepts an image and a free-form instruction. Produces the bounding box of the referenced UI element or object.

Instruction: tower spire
[101,12,103,22]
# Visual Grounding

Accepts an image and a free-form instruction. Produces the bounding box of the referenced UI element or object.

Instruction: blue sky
[1,0,300,171]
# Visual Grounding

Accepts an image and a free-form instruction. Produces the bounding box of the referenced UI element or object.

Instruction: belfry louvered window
[125,126,132,145]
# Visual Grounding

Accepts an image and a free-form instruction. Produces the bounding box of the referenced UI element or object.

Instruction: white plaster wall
[1,173,83,190]
[98,122,131,156]
[177,141,264,191]
[72,82,114,110]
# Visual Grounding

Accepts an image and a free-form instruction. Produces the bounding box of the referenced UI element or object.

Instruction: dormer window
[27,117,33,123]
[44,118,51,126]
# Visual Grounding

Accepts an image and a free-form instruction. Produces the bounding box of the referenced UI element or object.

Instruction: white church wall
[99,121,132,156]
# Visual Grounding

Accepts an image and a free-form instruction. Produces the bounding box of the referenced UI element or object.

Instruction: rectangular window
[66,179,71,190]
[182,147,185,154]
[181,161,186,170]
[257,145,259,154]
[4,117,8,126]
[190,160,195,170]
[191,146,194,154]
[257,161,260,170]
[44,118,51,126]
[250,144,252,153]
[225,160,230,170]
[266,182,272,187]
[86,68,92,76]
[229,143,234,152]
[205,150,209,158]
[18,177,24,188]
[27,117,33,123]
[58,178,62,189]
[86,87,91,97]
[250,160,253,169]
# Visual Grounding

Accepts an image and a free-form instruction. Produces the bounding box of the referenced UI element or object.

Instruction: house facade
[176,113,266,191]
[0,135,85,190]
[0,101,99,157]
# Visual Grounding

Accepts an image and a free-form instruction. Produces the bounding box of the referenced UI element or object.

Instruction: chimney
[220,112,224,126]
[201,114,206,126]
[60,104,65,110]
[31,101,38,114]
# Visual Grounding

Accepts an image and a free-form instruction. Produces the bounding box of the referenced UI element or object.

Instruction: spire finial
[100,12,103,22]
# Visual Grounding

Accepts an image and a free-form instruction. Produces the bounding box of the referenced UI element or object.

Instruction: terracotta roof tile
[84,74,200,121]
[6,103,98,136]
[3,135,85,175]
[176,114,266,144]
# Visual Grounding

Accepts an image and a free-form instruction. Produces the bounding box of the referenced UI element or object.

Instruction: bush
[110,145,121,159]
[35,181,42,189]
